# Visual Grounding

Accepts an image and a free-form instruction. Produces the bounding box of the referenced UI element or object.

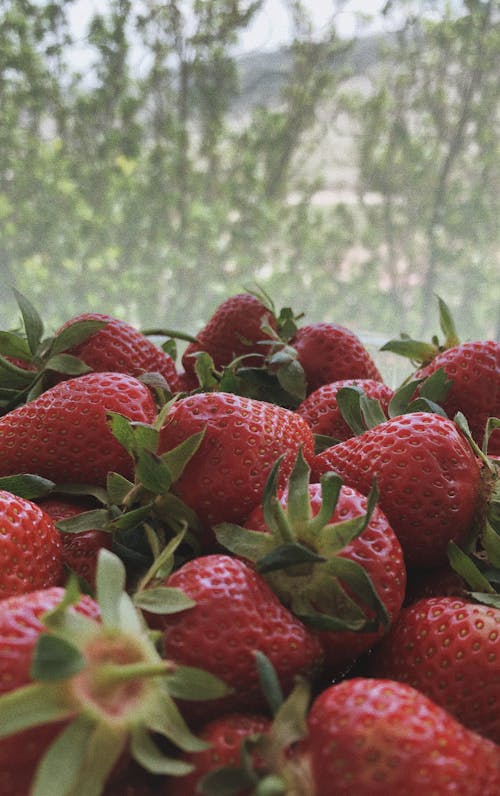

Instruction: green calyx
[380,294,460,366]
[215,449,389,634]
[0,549,231,796]
[0,289,107,414]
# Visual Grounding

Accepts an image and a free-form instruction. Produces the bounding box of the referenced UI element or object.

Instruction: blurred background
[1,0,498,383]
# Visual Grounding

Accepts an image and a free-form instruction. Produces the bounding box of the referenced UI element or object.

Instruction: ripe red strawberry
[55,312,182,393]
[290,322,383,394]
[37,496,113,590]
[242,480,406,674]
[367,596,500,744]
[296,378,394,440]
[158,391,315,527]
[290,677,500,796]
[146,553,324,720]
[0,491,64,599]
[413,339,500,455]
[313,412,483,568]
[0,586,100,796]
[0,371,157,486]
[181,293,278,380]
[165,712,271,796]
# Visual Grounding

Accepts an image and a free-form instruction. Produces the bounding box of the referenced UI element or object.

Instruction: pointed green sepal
[166,664,233,701]
[0,682,73,739]
[30,715,96,796]
[133,586,196,614]
[447,541,497,593]
[254,651,284,717]
[30,634,86,681]
[0,473,55,499]
[130,727,195,776]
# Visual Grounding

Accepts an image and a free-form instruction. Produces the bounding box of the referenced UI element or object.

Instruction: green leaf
[130,727,194,776]
[214,523,274,563]
[335,386,368,435]
[256,542,326,574]
[166,664,233,701]
[55,508,110,534]
[469,592,500,609]
[109,502,154,532]
[50,319,107,354]
[30,634,86,681]
[199,767,258,796]
[380,337,437,362]
[359,393,387,428]
[136,449,173,494]
[0,682,72,739]
[437,295,460,348]
[63,720,128,796]
[44,353,93,375]
[275,358,307,401]
[0,330,32,360]
[107,411,136,456]
[388,378,422,417]
[254,651,283,716]
[31,715,95,796]
[483,521,500,568]
[96,549,127,628]
[447,541,496,593]
[13,288,44,355]
[106,471,134,504]
[419,368,452,403]
[193,351,220,389]
[0,473,54,499]
[313,433,339,454]
[160,428,206,483]
[133,586,195,614]
[147,689,209,752]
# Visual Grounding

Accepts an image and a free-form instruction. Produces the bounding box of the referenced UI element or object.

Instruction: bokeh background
[1,0,499,384]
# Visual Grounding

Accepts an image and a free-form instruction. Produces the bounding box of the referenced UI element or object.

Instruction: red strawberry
[290,322,383,394]
[55,312,182,393]
[289,677,500,796]
[296,378,394,440]
[0,586,100,796]
[0,371,157,486]
[37,496,113,590]
[413,339,500,455]
[0,550,228,795]
[158,391,315,527]
[181,293,278,379]
[0,491,64,599]
[242,479,407,673]
[367,596,500,744]
[165,712,271,796]
[313,412,483,568]
[146,553,324,720]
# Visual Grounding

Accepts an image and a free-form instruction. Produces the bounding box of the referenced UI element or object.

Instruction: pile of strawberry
[0,288,499,795]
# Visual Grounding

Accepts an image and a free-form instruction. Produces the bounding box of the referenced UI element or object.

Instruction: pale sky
[68,0,387,69]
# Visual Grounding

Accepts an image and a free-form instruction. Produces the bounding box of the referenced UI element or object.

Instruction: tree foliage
[0,0,498,354]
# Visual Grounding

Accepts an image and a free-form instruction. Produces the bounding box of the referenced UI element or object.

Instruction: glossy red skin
[0,371,157,486]
[300,677,500,796]
[0,491,64,599]
[290,323,383,394]
[296,378,394,440]
[37,496,112,590]
[367,597,500,745]
[244,483,406,673]
[57,312,182,393]
[165,713,271,796]
[414,339,500,455]
[147,554,324,720]
[158,392,315,526]
[0,587,100,794]
[181,293,277,377]
[313,412,482,569]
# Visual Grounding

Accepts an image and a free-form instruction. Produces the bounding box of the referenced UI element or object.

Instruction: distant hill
[232,33,387,110]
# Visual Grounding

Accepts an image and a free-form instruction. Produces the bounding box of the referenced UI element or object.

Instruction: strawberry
[289,677,500,796]
[216,450,406,674]
[165,712,271,796]
[54,312,182,393]
[367,596,500,744]
[412,340,500,455]
[313,412,483,569]
[290,322,383,394]
[158,391,315,527]
[181,292,278,380]
[0,586,100,796]
[0,550,230,795]
[381,297,500,455]
[0,490,64,599]
[0,371,157,486]
[296,378,394,441]
[145,553,324,720]
[37,496,113,590]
